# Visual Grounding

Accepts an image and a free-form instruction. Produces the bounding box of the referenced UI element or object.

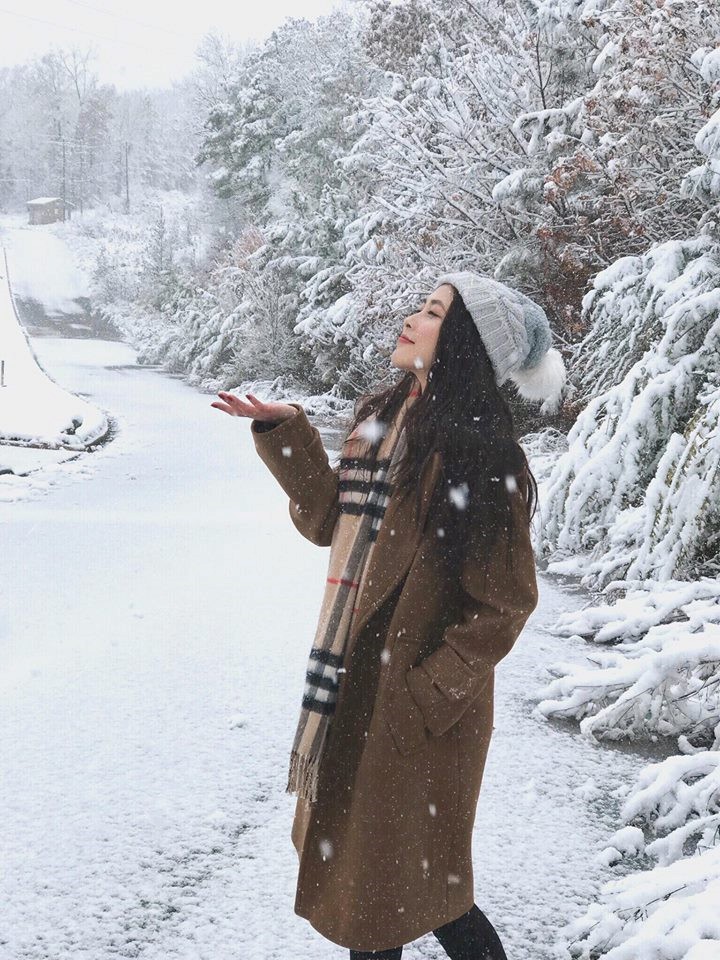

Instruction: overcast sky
[0,0,348,89]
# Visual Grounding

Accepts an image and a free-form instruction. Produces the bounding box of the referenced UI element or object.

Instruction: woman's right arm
[249,403,340,546]
[211,391,340,546]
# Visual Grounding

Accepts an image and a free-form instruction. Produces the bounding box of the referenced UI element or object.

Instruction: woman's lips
[398,335,414,343]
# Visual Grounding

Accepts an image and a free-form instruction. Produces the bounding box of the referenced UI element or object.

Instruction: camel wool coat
[251,402,539,952]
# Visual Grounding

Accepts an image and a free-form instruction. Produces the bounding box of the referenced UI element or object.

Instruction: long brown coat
[251,402,539,952]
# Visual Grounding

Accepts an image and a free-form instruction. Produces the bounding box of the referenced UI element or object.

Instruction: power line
[35,132,197,146]
[29,137,144,148]
[0,5,181,56]
[59,0,197,42]
[11,130,199,149]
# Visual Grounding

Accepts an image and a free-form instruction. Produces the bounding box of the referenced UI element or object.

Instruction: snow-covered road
[0,246,657,959]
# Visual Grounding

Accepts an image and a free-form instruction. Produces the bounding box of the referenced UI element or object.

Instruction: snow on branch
[562,845,720,959]
[533,580,720,744]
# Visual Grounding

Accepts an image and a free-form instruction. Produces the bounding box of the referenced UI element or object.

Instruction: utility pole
[62,136,67,222]
[79,146,84,216]
[124,141,130,213]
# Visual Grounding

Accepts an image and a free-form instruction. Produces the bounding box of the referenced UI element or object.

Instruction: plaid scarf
[286,389,420,803]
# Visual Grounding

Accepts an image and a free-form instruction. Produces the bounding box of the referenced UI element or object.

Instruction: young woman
[211,272,566,958]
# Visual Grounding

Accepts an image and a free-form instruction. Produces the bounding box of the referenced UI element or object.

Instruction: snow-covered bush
[533,579,720,958]
[533,579,720,746]
[562,846,720,959]
[558,747,720,958]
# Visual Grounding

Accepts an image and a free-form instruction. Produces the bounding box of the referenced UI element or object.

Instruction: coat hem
[294,895,477,953]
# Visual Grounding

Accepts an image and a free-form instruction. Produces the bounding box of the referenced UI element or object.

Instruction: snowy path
[0,275,655,959]
[2,219,91,320]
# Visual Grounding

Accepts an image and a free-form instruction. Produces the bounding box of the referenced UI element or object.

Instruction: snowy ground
[0,231,667,960]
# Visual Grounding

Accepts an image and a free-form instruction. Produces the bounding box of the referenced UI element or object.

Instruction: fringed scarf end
[286,749,320,804]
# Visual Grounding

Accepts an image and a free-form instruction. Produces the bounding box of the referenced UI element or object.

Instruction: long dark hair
[334,285,538,582]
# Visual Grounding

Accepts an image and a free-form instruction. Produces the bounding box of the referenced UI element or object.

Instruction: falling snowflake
[319,838,334,860]
[358,419,387,443]
[505,473,518,493]
[428,803,437,817]
[380,648,391,664]
[281,445,293,457]
[448,873,460,885]
[413,356,425,369]
[448,482,469,510]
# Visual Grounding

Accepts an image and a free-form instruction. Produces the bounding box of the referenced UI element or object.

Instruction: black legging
[349,903,508,959]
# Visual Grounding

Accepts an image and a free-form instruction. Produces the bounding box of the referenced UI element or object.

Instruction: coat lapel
[345,451,442,658]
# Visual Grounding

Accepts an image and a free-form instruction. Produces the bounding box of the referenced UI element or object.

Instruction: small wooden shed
[26,197,74,225]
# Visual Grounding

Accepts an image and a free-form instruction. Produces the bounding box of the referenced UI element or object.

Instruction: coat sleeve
[405,474,539,737]
[250,402,340,547]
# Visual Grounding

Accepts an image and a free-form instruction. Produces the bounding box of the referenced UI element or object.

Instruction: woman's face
[390,284,454,391]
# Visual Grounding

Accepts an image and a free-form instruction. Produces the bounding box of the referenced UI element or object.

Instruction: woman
[211,272,566,958]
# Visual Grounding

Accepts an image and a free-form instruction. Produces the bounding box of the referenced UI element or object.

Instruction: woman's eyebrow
[427,298,447,312]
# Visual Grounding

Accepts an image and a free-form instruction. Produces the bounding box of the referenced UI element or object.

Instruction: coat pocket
[384,672,429,757]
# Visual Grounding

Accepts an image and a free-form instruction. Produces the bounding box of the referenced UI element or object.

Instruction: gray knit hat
[435,271,566,415]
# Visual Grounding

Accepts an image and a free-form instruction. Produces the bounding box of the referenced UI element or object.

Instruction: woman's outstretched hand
[211,391,297,423]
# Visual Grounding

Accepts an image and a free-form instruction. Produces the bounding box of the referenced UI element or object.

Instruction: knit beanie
[434,271,566,415]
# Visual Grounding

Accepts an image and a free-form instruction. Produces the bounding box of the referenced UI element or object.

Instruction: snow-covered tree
[294,0,568,393]
[539,234,720,587]
[681,45,720,219]
[527,32,720,954]
[196,9,384,395]
[495,0,718,328]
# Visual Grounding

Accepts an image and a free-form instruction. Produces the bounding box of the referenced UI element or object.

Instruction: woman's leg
[432,903,508,960]
[349,946,403,960]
